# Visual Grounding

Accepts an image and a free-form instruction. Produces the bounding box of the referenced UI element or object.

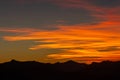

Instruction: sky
[0,0,120,63]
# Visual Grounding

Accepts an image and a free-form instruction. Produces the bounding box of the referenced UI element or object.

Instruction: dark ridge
[0,60,120,80]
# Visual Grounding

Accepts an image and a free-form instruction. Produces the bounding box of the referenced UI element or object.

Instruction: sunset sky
[0,0,120,63]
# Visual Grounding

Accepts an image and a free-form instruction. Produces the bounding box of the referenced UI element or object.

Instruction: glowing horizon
[0,0,120,64]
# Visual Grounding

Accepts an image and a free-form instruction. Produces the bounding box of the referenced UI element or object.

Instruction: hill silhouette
[0,60,120,80]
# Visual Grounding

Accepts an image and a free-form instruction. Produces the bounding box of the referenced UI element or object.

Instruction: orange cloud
[1,20,120,63]
[1,0,120,63]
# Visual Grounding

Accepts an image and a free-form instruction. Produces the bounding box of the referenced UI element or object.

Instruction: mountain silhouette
[0,60,120,80]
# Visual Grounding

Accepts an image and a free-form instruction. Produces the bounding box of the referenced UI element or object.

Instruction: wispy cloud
[0,20,120,63]
[0,0,120,63]
[53,0,120,24]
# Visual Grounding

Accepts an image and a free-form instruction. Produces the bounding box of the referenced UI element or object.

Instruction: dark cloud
[86,0,120,8]
[35,48,64,55]
[0,0,104,29]
[98,46,120,52]
[0,0,104,30]
[78,56,101,58]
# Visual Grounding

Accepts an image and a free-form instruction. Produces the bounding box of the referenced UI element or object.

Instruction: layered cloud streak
[0,0,120,63]
[1,21,120,63]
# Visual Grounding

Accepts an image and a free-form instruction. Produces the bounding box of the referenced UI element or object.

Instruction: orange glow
[1,20,120,63]
[0,0,120,64]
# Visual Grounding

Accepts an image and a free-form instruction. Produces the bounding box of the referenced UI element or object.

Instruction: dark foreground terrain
[0,60,120,80]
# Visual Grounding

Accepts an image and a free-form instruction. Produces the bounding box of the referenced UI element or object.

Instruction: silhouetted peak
[10,59,19,63]
[65,60,77,63]
[64,60,78,64]
[61,60,81,67]
[1,60,120,80]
